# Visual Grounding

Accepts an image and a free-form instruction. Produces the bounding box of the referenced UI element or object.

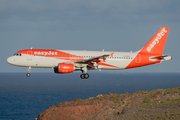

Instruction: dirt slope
[37,87,180,120]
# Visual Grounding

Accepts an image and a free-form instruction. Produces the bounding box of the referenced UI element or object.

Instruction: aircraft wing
[75,54,110,63]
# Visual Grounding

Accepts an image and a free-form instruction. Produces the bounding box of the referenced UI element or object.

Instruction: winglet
[110,52,114,57]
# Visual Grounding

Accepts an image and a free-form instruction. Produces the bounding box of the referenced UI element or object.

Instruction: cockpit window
[13,53,22,56]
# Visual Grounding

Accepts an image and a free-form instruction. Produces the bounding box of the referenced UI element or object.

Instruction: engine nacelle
[54,63,74,74]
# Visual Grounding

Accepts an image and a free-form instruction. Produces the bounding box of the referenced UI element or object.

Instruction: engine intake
[54,63,74,73]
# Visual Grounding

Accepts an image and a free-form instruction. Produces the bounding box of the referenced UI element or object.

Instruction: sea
[0,72,180,120]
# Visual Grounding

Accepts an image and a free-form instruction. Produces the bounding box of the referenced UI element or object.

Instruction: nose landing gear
[26,67,31,77]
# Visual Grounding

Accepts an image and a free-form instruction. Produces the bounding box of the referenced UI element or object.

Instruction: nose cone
[7,57,14,65]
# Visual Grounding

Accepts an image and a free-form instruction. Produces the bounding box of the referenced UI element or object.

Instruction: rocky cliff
[37,87,180,120]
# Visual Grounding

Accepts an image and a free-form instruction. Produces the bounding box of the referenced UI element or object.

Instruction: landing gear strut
[26,67,31,77]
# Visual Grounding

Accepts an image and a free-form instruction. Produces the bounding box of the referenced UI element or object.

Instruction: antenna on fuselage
[30,47,33,49]
[102,49,104,52]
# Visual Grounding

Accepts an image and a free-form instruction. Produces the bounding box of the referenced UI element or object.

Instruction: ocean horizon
[0,72,180,120]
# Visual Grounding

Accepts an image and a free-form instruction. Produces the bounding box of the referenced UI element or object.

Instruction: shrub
[144,98,151,103]
[167,98,172,101]
[154,99,159,103]
[172,98,180,101]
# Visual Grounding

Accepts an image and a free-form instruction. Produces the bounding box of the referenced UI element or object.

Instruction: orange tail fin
[140,27,170,55]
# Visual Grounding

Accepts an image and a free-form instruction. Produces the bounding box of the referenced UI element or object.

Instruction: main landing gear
[26,67,31,77]
[80,73,89,79]
[80,67,89,79]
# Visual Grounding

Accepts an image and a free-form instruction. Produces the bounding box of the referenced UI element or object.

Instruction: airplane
[7,27,172,79]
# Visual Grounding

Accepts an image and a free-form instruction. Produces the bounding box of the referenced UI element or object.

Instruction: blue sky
[1,0,180,73]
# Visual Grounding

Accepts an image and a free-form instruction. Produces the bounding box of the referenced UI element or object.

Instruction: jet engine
[54,63,74,73]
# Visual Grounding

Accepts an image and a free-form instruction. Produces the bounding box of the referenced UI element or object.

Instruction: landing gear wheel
[26,73,31,77]
[80,73,89,79]
[84,73,89,79]
[80,74,85,79]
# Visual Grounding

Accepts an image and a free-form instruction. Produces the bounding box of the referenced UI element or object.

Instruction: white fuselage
[7,50,139,70]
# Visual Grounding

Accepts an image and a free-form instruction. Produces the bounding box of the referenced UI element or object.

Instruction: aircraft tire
[26,73,31,77]
[80,74,85,79]
[84,73,89,79]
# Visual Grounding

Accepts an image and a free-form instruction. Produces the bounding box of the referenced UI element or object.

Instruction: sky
[1,0,180,73]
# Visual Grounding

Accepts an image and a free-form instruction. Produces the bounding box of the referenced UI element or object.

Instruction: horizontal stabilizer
[149,55,172,62]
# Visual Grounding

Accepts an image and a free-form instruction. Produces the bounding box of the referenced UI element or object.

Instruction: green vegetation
[167,98,172,101]
[98,96,103,100]
[143,98,151,103]
[172,98,180,101]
